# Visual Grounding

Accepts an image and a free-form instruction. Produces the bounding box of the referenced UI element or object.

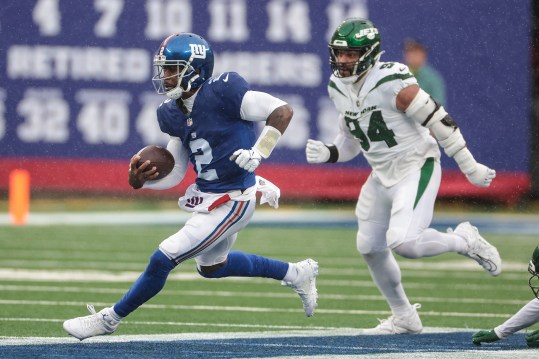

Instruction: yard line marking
[0,300,515,318]
[0,284,530,306]
[0,317,341,331]
[0,268,528,291]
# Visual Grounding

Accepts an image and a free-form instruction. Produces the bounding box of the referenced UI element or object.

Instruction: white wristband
[253,126,281,159]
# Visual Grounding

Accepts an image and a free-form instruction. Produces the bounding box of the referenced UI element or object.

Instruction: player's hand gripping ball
[136,145,175,180]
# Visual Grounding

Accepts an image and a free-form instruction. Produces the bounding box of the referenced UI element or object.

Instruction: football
[136,145,175,180]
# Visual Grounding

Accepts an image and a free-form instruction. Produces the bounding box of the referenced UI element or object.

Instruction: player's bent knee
[198,261,228,278]
[393,241,421,259]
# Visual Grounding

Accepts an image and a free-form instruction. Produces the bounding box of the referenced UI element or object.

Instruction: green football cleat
[525,329,539,347]
[472,330,500,346]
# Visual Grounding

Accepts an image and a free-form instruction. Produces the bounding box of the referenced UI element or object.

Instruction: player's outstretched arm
[401,85,496,188]
[232,91,293,172]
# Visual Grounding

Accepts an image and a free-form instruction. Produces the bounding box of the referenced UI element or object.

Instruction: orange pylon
[9,169,30,225]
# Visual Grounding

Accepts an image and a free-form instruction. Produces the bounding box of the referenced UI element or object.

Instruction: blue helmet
[152,33,214,99]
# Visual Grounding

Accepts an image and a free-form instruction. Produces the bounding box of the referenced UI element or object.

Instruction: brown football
[136,145,175,180]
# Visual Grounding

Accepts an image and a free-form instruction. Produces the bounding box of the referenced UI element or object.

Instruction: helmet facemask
[329,42,381,80]
[529,246,539,299]
[152,57,197,100]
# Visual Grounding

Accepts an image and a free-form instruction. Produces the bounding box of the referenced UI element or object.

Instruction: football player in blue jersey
[63,32,319,340]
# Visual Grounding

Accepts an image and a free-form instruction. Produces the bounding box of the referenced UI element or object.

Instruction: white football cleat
[451,221,502,276]
[63,304,120,340]
[363,303,423,335]
[282,258,319,317]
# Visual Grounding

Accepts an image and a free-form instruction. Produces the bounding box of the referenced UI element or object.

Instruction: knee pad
[147,249,176,276]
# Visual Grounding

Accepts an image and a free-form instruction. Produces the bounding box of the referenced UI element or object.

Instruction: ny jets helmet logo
[190,44,206,59]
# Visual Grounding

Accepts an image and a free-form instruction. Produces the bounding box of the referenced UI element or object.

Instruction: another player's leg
[360,249,422,334]
[62,200,254,340]
[449,222,502,276]
[355,176,422,334]
[63,249,176,340]
[197,236,319,317]
[389,161,501,275]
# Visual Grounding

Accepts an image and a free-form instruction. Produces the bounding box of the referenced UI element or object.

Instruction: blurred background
[0,0,537,214]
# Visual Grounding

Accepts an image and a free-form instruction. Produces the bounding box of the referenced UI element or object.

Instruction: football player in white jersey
[306,18,500,334]
[62,33,319,341]
[472,245,539,347]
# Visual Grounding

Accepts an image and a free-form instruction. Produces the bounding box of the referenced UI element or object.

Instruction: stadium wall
[0,0,531,203]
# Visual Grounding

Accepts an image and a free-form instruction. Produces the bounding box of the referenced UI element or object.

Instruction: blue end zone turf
[1,332,533,358]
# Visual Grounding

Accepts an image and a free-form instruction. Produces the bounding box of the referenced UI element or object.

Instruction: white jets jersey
[328,61,440,187]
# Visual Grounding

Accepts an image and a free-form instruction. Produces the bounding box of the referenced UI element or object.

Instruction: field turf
[1,216,538,357]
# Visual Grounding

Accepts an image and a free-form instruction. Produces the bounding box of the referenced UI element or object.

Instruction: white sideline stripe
[0,268,527,291]
[0,327,472,346]
[0,299,512,318]
[0,284,530,306]
[2,210,539,234]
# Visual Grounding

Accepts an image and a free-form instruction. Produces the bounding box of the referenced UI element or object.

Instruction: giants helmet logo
[190,44,206,59]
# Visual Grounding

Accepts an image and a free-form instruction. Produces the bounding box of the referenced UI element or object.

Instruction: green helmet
[328,18,382,79]
[528,245,539,299]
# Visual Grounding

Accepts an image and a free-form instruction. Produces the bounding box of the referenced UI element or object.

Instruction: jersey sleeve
[209,72,250,118]
[374,62,418,112]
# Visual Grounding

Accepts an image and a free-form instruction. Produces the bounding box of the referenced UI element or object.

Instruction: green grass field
[1,222,538,338]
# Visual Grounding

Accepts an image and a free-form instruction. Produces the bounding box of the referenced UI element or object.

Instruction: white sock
[392,303,414,317]
[107,307,123,321]
[283,263,298,282]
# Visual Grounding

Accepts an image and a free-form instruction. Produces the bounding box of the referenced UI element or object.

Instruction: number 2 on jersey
[190,138,218,181]
[345,111,397,151]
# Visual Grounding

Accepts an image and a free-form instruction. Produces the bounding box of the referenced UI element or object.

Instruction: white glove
[230,148,262,172]
[306,139,330,164]
[465,163,496,187]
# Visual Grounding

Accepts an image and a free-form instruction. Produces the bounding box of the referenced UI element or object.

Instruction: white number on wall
[32,0,61,36]
[94,0,124,37]
[145,0,192,39]
[17,92,69,143]
[77,101,129,144]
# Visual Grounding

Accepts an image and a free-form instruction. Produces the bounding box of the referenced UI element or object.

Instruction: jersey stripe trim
[413,158,435,209]
[369,73,414,93]
[328,80,347,97]
[173,201,250,264]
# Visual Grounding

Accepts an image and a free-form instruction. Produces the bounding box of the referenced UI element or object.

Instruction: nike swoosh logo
[224,73,229,82]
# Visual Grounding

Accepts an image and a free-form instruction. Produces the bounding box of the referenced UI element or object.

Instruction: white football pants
[159,199,256,267]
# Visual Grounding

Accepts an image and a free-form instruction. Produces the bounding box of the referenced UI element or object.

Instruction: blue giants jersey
[156,72,256,193]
